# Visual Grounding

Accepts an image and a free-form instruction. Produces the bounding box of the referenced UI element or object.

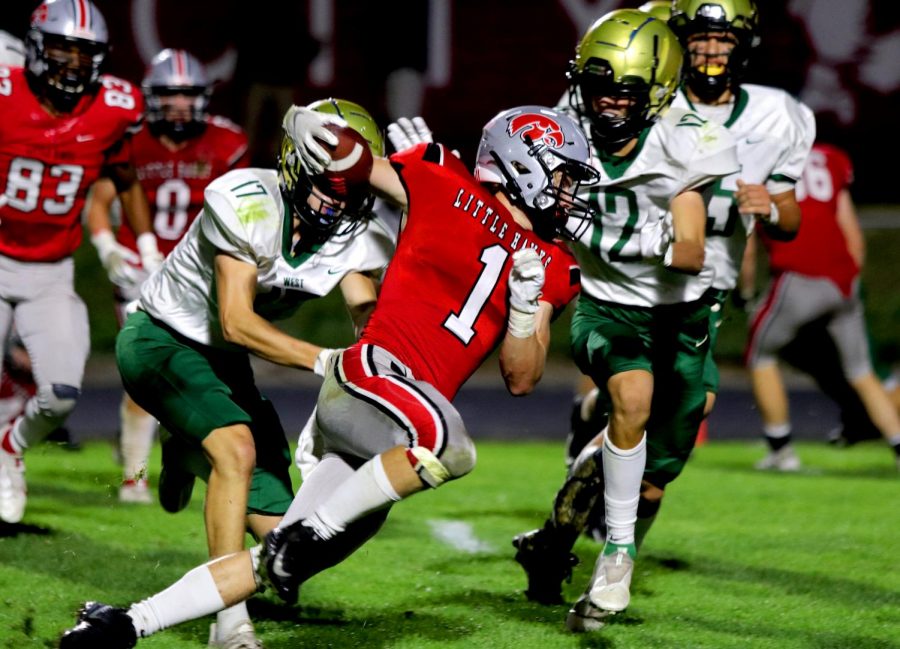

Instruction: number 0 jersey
[139,167,398,349]
[559,104,739,307]
[0,67,143,261]
[360,144,580,401]
[116,116,249,257]
[672,84,815,292]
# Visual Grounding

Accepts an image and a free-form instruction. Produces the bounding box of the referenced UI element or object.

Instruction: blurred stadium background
[1,0,896,385]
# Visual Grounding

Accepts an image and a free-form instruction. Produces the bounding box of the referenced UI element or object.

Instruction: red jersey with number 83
[0,66,143,261]
[360,143,580,400]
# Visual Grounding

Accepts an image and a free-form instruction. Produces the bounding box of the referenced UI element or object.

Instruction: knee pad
[408,437,476,488]
[35,384,80,419]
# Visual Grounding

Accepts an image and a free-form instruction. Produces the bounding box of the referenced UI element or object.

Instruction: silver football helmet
[475,106,599,240]
[142,49,212,142]
[25,0,109,112]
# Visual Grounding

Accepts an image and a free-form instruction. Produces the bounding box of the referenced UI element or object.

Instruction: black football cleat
[512,528,579,605]
[264,522,323,603]
[59,601,137,649]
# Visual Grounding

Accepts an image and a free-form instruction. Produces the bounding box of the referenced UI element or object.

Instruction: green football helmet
[638,0,673,22]
[568,9,682,150]
[278,98,383,243]
[669,0,760,102]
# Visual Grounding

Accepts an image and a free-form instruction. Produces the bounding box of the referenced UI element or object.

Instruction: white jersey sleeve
[765,92,816,195]
[200,188,257,266]
[658,107,740,193]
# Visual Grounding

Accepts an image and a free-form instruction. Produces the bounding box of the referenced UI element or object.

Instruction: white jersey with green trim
[138,167,398,349]
[672,84,815,292]
[560,104,739,307]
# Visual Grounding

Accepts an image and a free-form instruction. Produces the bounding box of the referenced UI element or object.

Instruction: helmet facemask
[26,31,107,112]
[277,135,374,248]
[670,2,759,102]
[570,60,653,152]
[145,86,211,143]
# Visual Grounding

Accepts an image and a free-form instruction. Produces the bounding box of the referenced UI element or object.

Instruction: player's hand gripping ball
[317,123,373,199]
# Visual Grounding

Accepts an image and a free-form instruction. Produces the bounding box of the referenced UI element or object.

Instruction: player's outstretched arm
[214,253,325,371]
[105,161,164,273]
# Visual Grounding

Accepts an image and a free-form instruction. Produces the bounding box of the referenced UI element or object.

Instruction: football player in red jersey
[745,140,900,471]
[0,0,158,525]
[84,48,249,508]
[58,104,597,648]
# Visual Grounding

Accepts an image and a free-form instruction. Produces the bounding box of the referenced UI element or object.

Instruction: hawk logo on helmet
[31,4,49,24]
[507,113,565,149]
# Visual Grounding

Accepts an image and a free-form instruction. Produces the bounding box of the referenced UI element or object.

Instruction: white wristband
[314,348,338,377]
[507,307,536,338]
[766,201,780,225]
[136,232,160,258]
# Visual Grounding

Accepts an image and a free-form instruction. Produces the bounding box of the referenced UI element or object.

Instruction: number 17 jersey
[360,144,580,401]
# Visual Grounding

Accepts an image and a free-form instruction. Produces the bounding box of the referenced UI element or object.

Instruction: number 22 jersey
[360,143,580,401]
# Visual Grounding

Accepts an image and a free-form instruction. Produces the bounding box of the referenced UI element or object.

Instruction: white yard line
[428,519,493,554]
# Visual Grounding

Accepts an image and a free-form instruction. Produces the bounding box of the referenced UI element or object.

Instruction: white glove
[508,248,545,313]
[386,116,434,153]
[136,232,164,275]
[91,230,140,287]
[638,212,674,266]
[282,105,347,176]
[313,347,340,377]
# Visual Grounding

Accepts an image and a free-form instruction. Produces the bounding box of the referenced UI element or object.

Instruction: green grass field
[1,439,898,648]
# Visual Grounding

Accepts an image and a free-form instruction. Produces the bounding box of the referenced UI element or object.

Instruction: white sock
[127,563,225,637]
[215,602,251,640]
[304,454,401,540]
[763,422,791,438]
[602,429,646,547]
[281,454,356,527]
[119,399,158,481]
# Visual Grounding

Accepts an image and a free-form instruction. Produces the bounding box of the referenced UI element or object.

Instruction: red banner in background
[4,0,898,202]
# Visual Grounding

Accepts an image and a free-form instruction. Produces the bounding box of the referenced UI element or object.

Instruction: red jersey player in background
[59,103,598,647]
[744,138,900,471]
[0,0,159,525]
[85,48,248,505]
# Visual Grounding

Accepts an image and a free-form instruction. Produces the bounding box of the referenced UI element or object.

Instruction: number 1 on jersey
[443,244,509,345]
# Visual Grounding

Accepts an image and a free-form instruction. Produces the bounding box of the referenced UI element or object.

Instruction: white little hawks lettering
[452,187,552,267]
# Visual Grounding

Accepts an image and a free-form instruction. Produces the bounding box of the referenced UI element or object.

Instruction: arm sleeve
[766,98,816,195]
[199,187,256,265]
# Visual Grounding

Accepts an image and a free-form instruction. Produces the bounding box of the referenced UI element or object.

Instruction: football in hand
[317,123,373,199]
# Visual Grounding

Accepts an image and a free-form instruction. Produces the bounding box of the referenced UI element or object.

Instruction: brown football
[316,123,373,199]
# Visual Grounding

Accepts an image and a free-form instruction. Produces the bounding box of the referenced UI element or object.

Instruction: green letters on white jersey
[672,84,815,291]
[559,104,739,306]
[139,168,398,348]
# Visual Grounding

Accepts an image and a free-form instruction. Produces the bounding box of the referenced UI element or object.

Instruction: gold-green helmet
[278,98,382,243]
[669,0,759,101]
[568,9,682,149]
[638,0,673,22]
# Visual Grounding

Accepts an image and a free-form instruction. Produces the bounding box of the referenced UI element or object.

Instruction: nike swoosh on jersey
[75,134,95,142]
[694,334,710,348]
[327,268,344,275]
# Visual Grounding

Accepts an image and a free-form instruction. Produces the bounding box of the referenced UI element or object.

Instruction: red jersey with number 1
[0,67,143,261]
[762,143,858,296]
[360,143,580,401]
[116,116,248,257]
